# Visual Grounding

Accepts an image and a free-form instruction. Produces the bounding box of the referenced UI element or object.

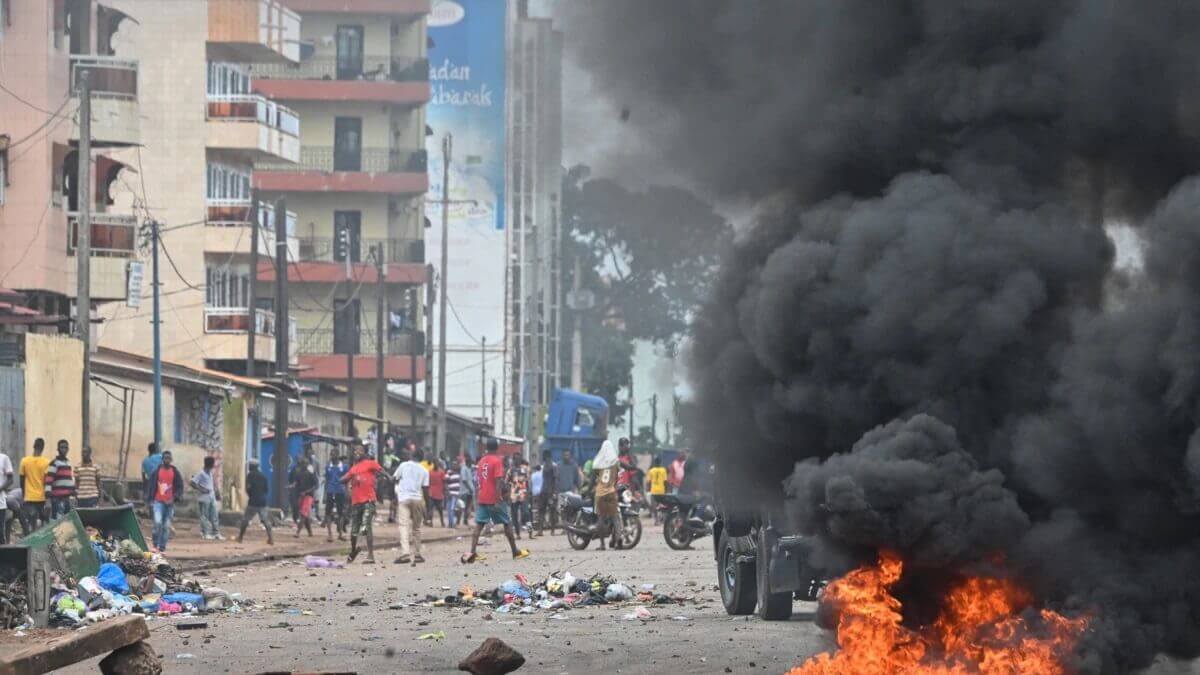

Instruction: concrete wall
[24,334,84,457]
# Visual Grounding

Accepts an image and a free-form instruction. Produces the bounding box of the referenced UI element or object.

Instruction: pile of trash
[410,572,690,617]
[37,530,252,629]
[0,574,29,630]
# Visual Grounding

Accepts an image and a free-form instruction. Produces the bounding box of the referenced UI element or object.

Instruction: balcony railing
[206,199,296,232]
[248,55,429,83]
[258,146,426,174]
[296,328,424,356]
[67,213,137,257]
[204,307,278,336]
[295,237,424,265]
[207,94,300,136]
[70,55,138,100]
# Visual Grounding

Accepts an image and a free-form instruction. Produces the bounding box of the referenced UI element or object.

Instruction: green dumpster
[18,511,97,581]
[74,505,149,553]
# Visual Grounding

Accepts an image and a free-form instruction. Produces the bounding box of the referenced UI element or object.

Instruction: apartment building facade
[0,0,143,327]
[249,0,431,422]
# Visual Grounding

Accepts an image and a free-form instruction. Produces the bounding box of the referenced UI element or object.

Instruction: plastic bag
[162,592,204,607]
[622,606,652,621]
[97,562,130,594]
[605,584,633,602]
[305,555,344,569]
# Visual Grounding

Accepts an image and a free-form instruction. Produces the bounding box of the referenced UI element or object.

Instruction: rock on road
[61,524,831,674]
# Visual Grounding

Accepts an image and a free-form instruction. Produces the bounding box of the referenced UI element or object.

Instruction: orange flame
[789,551,1088,675]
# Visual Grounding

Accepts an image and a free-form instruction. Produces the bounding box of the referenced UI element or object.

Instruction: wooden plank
[0,615,150,675]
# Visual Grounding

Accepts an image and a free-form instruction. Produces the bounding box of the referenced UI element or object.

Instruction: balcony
[280,0,430,15]
[254,146,428,194]
[70,56,140,147]
[258,236,427,285]
[205,200,298,260]
[201,307,296,364]
[66,213,138,301]
[294,328,426,382]
[208,0,301,64]
[296,237,424,265]
[205,306,278,335]
[207,94,300,163]
[249,55,430,105]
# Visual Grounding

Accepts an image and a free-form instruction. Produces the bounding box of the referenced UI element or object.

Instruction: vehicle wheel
[621,514,643,549]
[663,510,694,550]
[566,513,591,550]
[718,532,756,616]
[756,527,793,621]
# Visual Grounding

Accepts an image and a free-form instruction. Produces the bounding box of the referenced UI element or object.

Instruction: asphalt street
[61,522,832,674]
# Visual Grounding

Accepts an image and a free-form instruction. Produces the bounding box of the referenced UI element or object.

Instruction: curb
[176,532,464,573]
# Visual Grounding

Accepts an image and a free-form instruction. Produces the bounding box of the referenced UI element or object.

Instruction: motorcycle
[659,493,714,550]
[559,489,644,550]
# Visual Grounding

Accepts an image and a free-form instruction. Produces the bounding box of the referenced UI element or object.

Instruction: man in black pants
[236,460,274,545]
[535,449,559,536]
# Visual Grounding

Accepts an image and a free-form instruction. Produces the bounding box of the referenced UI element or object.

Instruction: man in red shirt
[151,450,184,552]
[461,439,529,563]
[341,444,382,564]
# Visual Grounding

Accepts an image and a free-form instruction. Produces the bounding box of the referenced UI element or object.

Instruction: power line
[4,97,74,151]
[0,82,73,118]
[0,197,53,285]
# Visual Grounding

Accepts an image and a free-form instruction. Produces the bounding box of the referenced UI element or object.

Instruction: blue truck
[541,388,609,465]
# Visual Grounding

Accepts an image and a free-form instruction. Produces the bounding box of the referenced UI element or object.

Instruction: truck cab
[542,388,609,466]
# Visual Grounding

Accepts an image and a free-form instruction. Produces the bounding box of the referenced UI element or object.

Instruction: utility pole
[151,220,163,453]
[490,380,497,429]
[570,256,582,390]
[628,378,634,441]
[246,192,259,377]
[375,244,385,426]
[272,197,290,509]
[435,134,452,461]
[76,68,92,453]
[480,336,487,424]
[409,287,417,439]
[422,264,434,447]
[650,393,658,449]
[344,231,354,418]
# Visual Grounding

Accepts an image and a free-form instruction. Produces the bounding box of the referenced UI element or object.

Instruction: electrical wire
[4,97,74,151]
[0,197,53,285]
[0,82,73,118]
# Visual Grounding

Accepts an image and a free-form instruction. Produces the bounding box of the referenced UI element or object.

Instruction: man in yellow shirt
[646,457,668,525]
[18,438,50,530]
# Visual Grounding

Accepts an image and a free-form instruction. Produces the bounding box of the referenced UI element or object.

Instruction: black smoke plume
[561,1,1200,671]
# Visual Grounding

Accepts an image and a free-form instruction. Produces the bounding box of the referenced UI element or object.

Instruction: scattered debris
[175,621,208,631]
[346,597,368,607]
[459,637,526,675]
[418,630,447,640]
[304,555,345,569]
[622,606,653,621]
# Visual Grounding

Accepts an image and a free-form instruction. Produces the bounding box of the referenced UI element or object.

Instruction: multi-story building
[248,0,430,425]
[0,0,143,328]
[89,0,303,379]
[503,2,563,436]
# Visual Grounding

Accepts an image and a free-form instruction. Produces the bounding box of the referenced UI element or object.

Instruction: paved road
[63,523,831,674]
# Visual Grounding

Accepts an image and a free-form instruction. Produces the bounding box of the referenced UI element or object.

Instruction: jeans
[198,499,220,537]
[152,501,175,551]
[396,499,425,558]
[0,508,6,544]
[76,497,100,509]
[48,497,70,520]
[238,504,274,542]
[446,494,458,528]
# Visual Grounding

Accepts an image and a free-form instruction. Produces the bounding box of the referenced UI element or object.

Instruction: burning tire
[756,527,793,621]
[718,532,756,615]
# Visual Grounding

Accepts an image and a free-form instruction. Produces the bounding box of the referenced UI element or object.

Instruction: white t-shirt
[0,454,13,510]
[393,460,429,502]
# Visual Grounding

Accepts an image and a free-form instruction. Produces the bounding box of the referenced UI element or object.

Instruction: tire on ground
[718,531,756,616]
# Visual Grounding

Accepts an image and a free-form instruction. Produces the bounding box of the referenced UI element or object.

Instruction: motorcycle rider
[591,440,623,550]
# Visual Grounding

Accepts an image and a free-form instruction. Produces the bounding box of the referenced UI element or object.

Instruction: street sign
[126,261,144,308]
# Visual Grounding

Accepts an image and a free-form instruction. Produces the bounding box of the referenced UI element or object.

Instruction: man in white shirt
[392,448,429,565]
[0,452,13,544]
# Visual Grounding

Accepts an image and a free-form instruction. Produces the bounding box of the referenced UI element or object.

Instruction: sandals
[461,552,487,564]
[512,549,531,560]
[413,555,425,564]
[394,555,412,564]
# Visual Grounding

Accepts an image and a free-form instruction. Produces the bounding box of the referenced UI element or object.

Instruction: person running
[592,441,623,551]
[150,450,184,552]
[236,460,274,545]
[342,444,383,564]
[461,439,529,564]
[392,448,429,565]
[293,457,318,538]
[535,450,559,536]
[190,456,222,540]
[646,456,669,524]
[427,459,446,528]
[44,439,74,520]
[140,442,162,504]
[18,438,49,530]
[74,447,102,509]
[444,459,462,529]
[324,451,349,542]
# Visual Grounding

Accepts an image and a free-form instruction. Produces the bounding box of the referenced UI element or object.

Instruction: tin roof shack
[0,333,85,473]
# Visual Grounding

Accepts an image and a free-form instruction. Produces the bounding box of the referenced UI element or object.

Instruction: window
[574,408,595,429]
[205,263,252,308]
[207,62,250,96]
[174,390,224,450]
[206,162,251,202]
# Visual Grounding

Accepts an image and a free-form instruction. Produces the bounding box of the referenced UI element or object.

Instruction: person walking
[507,457,530,539]
[44,439,75,519]
[0,450,12,544]
[556,451,581,496]
[140,442,162,504]
[293,458,318,538]
[535,450,559,536]
[392,448,429,565]
[191,456,222,540]
[444,459,462,529]
[74,448,102,509]
[427,459,446,528]
[236,460,274,545]
[646,456,668,524]
[150,450,184,552]
[461,439,529,564]
[18,438,49,530]
[342,444,383,564]
[668,451,688,495]
[380,437,400,524]
[592,441,623,551]
[459,456,476,520]
[324,451,349,542]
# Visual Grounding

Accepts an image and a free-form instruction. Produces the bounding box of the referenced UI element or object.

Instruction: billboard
[425,0,507,419]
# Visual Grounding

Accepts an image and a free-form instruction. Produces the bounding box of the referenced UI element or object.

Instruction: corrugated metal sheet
[0,366,26,467]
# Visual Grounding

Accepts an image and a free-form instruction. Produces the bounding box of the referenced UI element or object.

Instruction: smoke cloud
[560,1,1200,671]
